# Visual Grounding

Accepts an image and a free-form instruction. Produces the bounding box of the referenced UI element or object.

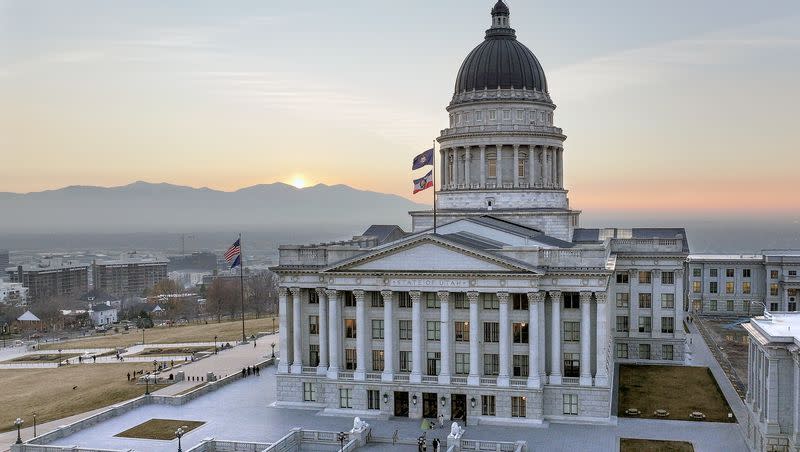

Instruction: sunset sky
[1,0,799,216]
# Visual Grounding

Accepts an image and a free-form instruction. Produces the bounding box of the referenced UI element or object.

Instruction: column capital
[409,290,422,302]
[289,287,301,297]
[278,287,289,298]
[479,144,486,151]
[437,291,450,303]
[513,144,520,151]
[380,289,393,300]
[527,291,545,304]
[353,289,365,302]
[653,269,662,277]
[497,292,510,303]
[324,288,338,298]
[467,291,480,304]
[595,292,608,304]
[548,290,562,300]
[675,269,685,277]
[579,291,592,304]
[628,268,638,277]
[315,287,328,298]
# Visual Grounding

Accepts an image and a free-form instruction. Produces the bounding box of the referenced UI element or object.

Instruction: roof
[459,216,575,248]
[748,313,800,343]
[491,0,510,15]
[573,227,690,253]
[361,225,407,245]
[91,304,116,312]
[687,254,764,262]
[17,310,40,322]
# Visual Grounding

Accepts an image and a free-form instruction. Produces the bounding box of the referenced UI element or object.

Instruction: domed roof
[491,0,510,15]
[454,3,548,94]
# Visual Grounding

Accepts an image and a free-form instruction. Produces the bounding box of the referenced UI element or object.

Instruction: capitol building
[270,1,796,429]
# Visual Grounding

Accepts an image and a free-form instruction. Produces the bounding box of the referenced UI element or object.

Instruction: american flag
[224,238,241,264]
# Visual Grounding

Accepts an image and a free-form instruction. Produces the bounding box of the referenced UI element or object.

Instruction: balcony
[610,238,684,254]
[440,124,564,138]
[562,377,580,385]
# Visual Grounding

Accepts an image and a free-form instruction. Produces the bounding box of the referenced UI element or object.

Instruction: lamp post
[270,342,275,359]
[214,335,218,354]
[58,348,62,366]
[272,317,276,334]
[142,326,145,345]
[175,426,187,452]
[144,373,151,395]
[33,412,37,438]
[14,417,23,444]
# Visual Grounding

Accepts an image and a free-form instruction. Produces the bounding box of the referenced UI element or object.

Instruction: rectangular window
[489,110,497,121]
[709,282,718,294]
[481,293,499,309]
[513,355,529,377]
[518,159,525,178]
[771,270,779,279]
[482,395,496,416]
[511,396,527,418]
[791,270,798,277]
[638,316,652,333]
[512,322,529,344]
[345,348,357,370]
[638,293,652,308]
[692,268,702,277]
[563,292,580,309]
[742,282,751,294]
[309,290,319,304]
[639,344,651,360]
[662,344,674,360]
[399,320,412,340]
[483,322,499,342]
[616,316,629,333]
[372,350,384,371]
[726,300,734,312]
[425,292,440,309]
[563,353,580,377]
[771,303,779,311]
[661,317,674,334]
[743,269,751,278]
[661,293,674,309]
[453,292,468,309]
[455,321,470,342]
[710,300,718,311]
[371,319,384,339]
[426,321,440,341]
[488,159,497,178]
[339,388,352,408]
[661,272,675,285]
[399,351,411,372]
[616,343,628,359]
[483,353,499,375]
[303,382,316,402]
[616,293,629,308]
[369,291,383,308]
[512,293,528,310]
[309,315,319,334]
[563,321,580,342]
[398,292,412,308]
[516,110,524,121]
[367,389,380,410]
[770,283,779,296]
[476,111,483,122]
[639,271,652,284]
[426,352,440,376]
[455,353,469,375]
[563,394,578,415]
[710,268,718,277]
[791,302,798,312]
[726,268,735,278]
[343,291,356,307]
[309,344,320,366]
[503,110,511,120]
[725,281,735,294]
[743,300,751,313]
[345,319,356,338]
[692,281,701,293]
[616,272,629,284]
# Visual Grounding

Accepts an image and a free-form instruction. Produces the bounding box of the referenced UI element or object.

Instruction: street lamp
[33,412,36,438]
[14,417,23,444]
[58,348,62,366]
[270,342,276,359]
[175,425,187,452]
[214,335,218,354]
[144,373,151,395]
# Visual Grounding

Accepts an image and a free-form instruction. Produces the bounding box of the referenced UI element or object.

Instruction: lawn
[618,365,735,422]
[620,439,694,452]
[40,316,277,351]
[8,353,79,363]
[115,418,204,440]
[134,346,214,356]
[0,363,167,433]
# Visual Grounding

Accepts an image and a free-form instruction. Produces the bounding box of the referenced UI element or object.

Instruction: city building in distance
[92,253,169,298]
[5,258,89,303]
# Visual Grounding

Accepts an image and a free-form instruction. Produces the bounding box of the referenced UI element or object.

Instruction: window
[661,317,674,334]
[692,281,701,293]
[345,348,357,370]
[661,293,674,309]
[511,396,527,418]
[455,321,470,342]
[638,316,651,333]
[743,300,751,313]
[710,268,718,277]
[345,319,356,338]
[476,111,483,122]
[456,113,461,124]
[616,293,630,308]
[309,315,319,334]
[399,320,412,340]
[367,390,380,410]
[303,382,316,402]
[726,300,734,312]
[488,159,497,178]
[564,321,580,342]
[399,351,411,372]
[369,291,383,307]
[791,302,798,312]
[638,293,652,308]
[513,322,529,344]
[791,270,797,277]
[483,354,499,375]
[563,292,580,309]
[518,159,526,178]
[743,269,751,278]
[372,319,384,339]
[465,112,472,123]
[662,344,674,360]
[398,292,412,308]
[563,353,580,377]
[563,394,578,415]
[770,284,779,296]
[453,292,468,309]
[339,389,352,408]
[426,352,440,375]
[502,110,511,121]
[616,343,628,359]
[639,271,652,284]
[771,303,779,311]
[726,268,735,278]
[425,292,439,309]
[709,282,718,294]
[725,281,734,294]
[771,270,779,279]
[309,290,319,304]
[484,322,499,342]
[455,353,469,375]
[513,355,529,377]
[639,344,651,359]
[343,292,356,307]
[742,282,751,294]
[372,350,384,371]
[692,268,702,277]
[512,293,528,310]
[516,110,524,121]
[489,110,497,121]
[482,395,496,416]
[427,321,440,341]
[616,272,629,284]
[310,344,320,366]
[482,293,499,309]
[710,300,718,311]
[661,272,675,285]
[616,316,629,333]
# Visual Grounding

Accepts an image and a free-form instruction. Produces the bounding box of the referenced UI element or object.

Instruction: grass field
[620,439,694,452]
[8,353,79,363]
[134,346,214,356]
[618,365,735,422]
[40,316,277,351]
[115,418,204,440]
[0,363,168,433]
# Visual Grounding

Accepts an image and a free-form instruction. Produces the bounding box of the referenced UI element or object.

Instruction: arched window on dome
[518,153,527,179]
[487,153,497,179]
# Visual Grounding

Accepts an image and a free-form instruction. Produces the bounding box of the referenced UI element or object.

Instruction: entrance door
[394,391,409,417]
[422,393,438,419]
[451,394,467,422]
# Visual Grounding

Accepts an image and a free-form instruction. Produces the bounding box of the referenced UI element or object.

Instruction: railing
[509,378,527,387]
[278,247,328,266]
[450,376,468,384]
[394,374,410,382]
[301,366,317,373]
[562,377,580,385]
[611,238,684,253]
[480,377,497,385]
[339,371,354,380]
[460,439,522,451]
[422,375,438,383]
[365,372,382,381]
[440,124,564,137]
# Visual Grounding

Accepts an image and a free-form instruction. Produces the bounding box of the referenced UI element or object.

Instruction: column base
[327,368,339,380]
[438,375,451,385]
[382,372,394,383]
[354,370,366,381]
[579,375,593,386]
[526,376,542,389]
[497,375,510,387]
[594,374,609,387]
[549,374,562,385]
[410,372,422,384]
[291,364,302,374]
[467,375,480,386]
[316,365,328,376]
[278,362,290,374]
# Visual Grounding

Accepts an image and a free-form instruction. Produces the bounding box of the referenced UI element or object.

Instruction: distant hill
[0,181,430,234]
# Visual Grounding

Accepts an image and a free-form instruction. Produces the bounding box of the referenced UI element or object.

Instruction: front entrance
[451,394,467,422]
[394,391,409,417]
[422,392,438,419]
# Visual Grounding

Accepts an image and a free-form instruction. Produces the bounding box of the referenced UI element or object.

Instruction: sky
[1,0,799,218]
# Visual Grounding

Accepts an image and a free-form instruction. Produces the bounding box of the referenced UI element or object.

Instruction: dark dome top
[491,0,510,15]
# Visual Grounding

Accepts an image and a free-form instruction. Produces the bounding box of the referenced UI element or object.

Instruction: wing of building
[270,1,691,424]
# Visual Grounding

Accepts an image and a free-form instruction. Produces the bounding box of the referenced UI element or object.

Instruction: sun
[290,176,307,189]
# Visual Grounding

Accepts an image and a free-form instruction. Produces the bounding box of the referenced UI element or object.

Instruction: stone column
[549,291,562,385]
[551,148,558,188]
[527,292,544,388]
[441,149,448,191]
[410,290,423,384]
[595,292,609,387]
[674,269,685,334]
[496,144,503,187]
[467,291,480,386]
[326,289,340,379]
[557,148,564,188]
[354,289,367,381]
[513,145,520,188]
[438,291,451,385]
[278,287,290,374]
[579,292,592,386]
[464,147,471,188]
[497,292,511,387]
[767,358,779,429]
[794,355,800,441]
[290,288,303,373]
[528,145,536,188]
[381,290,394,382]
[480,145,486,188]
[316,288,329,375]
[541,147,549,188]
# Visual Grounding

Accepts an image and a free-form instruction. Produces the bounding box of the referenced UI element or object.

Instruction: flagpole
[433,139,437,234]
[239,232,246,343]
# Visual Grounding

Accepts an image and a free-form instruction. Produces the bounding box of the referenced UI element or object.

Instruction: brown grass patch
[134,346,213,356]
[621,439,694,452]
[115,418,204,440]
[8,353,79,363]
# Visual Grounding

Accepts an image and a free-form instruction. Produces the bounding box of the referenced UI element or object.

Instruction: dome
[453,3,548,94]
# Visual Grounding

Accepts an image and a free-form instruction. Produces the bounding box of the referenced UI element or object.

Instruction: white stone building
[271,1,689,425]
[89,302,118,326]
[0,281,28,305]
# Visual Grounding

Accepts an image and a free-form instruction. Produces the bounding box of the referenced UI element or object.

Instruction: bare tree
[247,271,279,318]
[205,278,238,323]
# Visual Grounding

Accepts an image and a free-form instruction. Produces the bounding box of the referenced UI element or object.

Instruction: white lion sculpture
[351,417,369,432]
[448,421,465,439]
